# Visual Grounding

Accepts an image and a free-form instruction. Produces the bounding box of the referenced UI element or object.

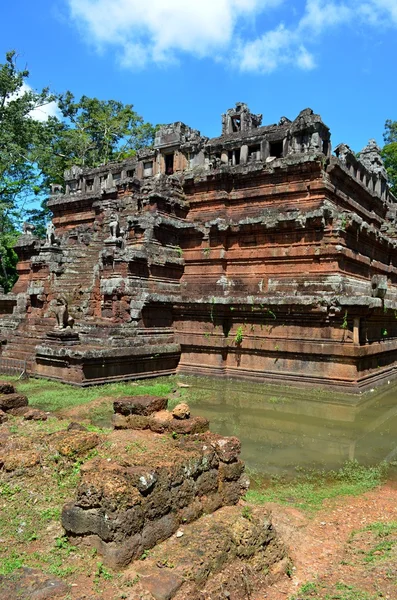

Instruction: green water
[177,377,397,476]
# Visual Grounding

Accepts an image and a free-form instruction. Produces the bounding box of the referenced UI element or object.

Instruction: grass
[349,520,397,565]
[245,460,389,511]
[290,581,382,600]
[3,375,176,413]
[0,419,108,582]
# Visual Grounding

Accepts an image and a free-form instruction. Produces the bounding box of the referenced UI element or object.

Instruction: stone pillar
[353,317,360,346]
[261,140,270,161]
[240,145,249,165]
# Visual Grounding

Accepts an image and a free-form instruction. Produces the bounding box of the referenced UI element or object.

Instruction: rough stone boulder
[48,430,100,457]
[113,395,168,416]
[8,407,48,421]
[124,505,288,600]
[0,449,40,472]
[0,409,8,424]
[0,567,69,600]
[62,429,248,568]
[0,380,16,395]
[172,402,190,420]
[0,393,28,412]
[113,398,209,435]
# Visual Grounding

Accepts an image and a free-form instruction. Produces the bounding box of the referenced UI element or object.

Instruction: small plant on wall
[235,326,244,345]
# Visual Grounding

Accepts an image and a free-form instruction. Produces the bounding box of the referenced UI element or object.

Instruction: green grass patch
[5,376,176,413]
[290,581,381,600]
[245,460,388,511]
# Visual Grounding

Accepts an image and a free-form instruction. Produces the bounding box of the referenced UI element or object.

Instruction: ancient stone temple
[1,103,397,392]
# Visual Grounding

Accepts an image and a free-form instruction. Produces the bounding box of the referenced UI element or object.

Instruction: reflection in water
[183,377,397,475]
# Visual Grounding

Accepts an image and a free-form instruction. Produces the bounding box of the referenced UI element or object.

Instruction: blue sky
[2,0,397,153]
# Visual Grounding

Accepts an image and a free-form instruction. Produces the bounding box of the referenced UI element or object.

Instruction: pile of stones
[62,395,249,568]
[0,380,47,423]
[112,395,209,434]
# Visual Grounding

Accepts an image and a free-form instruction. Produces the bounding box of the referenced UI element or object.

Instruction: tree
[37,93,157,188]
[382,119,397,196]
[0,51,157,289]
[0,51,53,290]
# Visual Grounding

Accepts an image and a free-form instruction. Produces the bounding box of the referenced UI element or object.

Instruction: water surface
[180,377,397,476]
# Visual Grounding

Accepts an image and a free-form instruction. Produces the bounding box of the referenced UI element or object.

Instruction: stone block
[0,409,8,424]
[97,534,143,569]
[212,436,241,463]
[218,459,245,481]
[172,402,190,419]
[170,478,195,509]
[114,395,168,416]
[0,393,28,412]
[0,381,16,395]
[195,469,219,496]
[0,567,69,600]
[149,410,173,433]
[112,413,150,430]
[141,513,179,549]
[167,415,209,435]
[200,492,223,514]
[8,407,47,421]
[51,431,99,457]
[139,569,183,600]
[0,450,40,471]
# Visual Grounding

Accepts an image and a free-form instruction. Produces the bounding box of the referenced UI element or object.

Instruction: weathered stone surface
[0,380,15,395]
[114,395,168,416]
[212,436,241,463]
[140,569,184,600]
[0,567,69,600]
[4,104,397,392]
[218,459,245,481]
[112,413,150,430]
[50,430,99,457]
[0,409,8,424]
[127,505,287,600]
[67,421,87,431]
[9,407,48,420]
[62,429,245,568]
[0,450,40,471]
[172,402,190,419]
[148,410,173,433]
[0,393,28,412]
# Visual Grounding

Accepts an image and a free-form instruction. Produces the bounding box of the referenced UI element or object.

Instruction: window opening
[269,141,283,158]
[165,153,174,175]
[231,116,241,132]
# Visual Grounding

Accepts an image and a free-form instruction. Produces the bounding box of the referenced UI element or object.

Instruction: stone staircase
[0,237,105,373]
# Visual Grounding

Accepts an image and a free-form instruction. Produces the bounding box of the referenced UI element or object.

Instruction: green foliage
[341,310,348,330]
[245,460,388,511]
[0,51,55,285]
[10,375,175,413]
[0,50,158,284]
[241,505,253,521]
[290,581,379,600]
[235,326,244,345]
[382,119,397,196]
[38,92,157,188]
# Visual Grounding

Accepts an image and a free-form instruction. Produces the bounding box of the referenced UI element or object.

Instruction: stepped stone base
[62,397,249,569]
[3,104,397,392]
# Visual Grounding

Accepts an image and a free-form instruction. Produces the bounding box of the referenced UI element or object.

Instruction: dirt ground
[259,481,397,600]
[1,389,396,599]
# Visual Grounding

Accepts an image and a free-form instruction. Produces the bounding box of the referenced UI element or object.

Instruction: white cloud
[235,25,316,74]
[8,83,61,122]
[66,0,397,74]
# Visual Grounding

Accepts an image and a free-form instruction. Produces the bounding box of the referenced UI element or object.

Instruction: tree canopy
[0,50,157,290]
[382,119,397,197]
